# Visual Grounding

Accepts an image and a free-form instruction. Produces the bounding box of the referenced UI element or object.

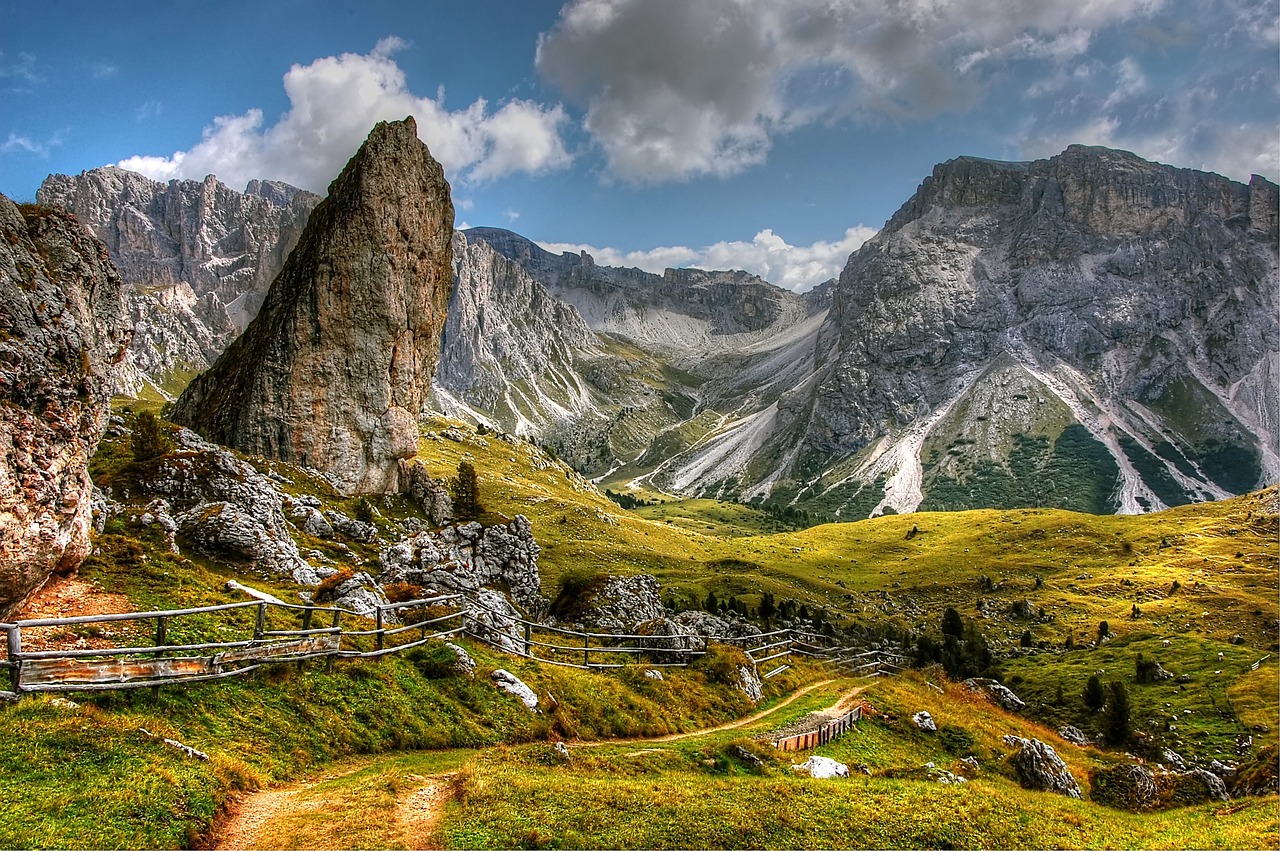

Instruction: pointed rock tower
[171,117,454,494]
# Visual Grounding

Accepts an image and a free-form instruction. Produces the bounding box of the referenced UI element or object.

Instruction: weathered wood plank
[215,635,339,665]
[23,655,215,686]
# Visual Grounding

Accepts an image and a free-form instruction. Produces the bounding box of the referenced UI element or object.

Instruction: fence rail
[1,589,904,698]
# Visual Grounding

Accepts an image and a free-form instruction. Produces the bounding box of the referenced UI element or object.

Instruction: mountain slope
[659,147,1279,516]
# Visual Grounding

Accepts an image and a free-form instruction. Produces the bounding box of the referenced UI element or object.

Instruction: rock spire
[171,117,454,494]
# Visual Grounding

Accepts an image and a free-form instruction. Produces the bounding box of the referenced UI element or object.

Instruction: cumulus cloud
[118,38,572,192]
[538,225,877,292]
[535,0,1164,183]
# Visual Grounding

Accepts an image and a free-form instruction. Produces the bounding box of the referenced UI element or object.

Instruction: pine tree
[131,411,172,461]
[758,591,777,622]
[451,459,481,519]
[1103,681,1132,744]
[941,607,965,638]
[1083,674,1105,711]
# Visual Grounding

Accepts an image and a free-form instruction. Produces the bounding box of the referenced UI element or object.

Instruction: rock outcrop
[38,167,318,396]
[378,515,543,612]
[0,195,132,617]
[110,427,318,585]
[1004,735,1083,798]
[171,118,455,494]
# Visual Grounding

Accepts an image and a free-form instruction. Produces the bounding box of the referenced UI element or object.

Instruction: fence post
[326,609,341,673]
[6,626,21,697]
[301,607,313,632]
[583,632,590,668]
[253,603,267,642]
[524,622,532,657]
[375,607,385,654]
[152,616,168,700]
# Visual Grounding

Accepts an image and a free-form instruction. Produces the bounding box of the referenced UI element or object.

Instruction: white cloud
[0,51,41,85]
[1019,61,1280,181]
[538,225,877,292]
[90,63,118,79]
[536,0,1164,183]
[117,39,572,192]
[1,130,64,157]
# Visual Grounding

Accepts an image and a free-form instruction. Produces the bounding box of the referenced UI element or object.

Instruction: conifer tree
[451,459,481,519]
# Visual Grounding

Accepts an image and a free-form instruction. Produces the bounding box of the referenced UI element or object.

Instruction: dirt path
[394,774,457,850]
[577,678,854,747]
[208,679,857,849]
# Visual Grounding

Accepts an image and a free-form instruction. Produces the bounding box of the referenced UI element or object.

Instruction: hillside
[0,406,1273,848]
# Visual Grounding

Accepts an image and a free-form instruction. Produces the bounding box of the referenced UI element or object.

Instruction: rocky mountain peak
[171,117,455,495]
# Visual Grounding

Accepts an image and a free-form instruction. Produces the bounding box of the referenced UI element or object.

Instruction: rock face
[787,147,1279,516]
[38,167,318,396]
[0,195,132,618]
[171,118,455,494]
[1004,735,1083,798]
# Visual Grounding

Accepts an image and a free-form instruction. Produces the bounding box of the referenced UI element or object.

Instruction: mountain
[666,146,1277,516]
[0,194,131,617]
[40,144,1279,516]
[170,117,455,495]
[38,166,319,397]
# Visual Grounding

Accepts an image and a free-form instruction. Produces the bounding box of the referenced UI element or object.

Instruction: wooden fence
[0,589,903,699]
[773,705,863,752]
[0,593,466,699]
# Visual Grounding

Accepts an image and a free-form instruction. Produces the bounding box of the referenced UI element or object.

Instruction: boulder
[570,574,667,632]
[1057,725,1091,747]
[1003,735,1082,798]
[446,642,476,677]
[401,459,453,525]
[964,677,1026,711]
[127,428,317,584]
[792,756,849,779]
[492,669,538,711]
[738,665,764,703]
[0,194,132,618]
[912,711,937,732]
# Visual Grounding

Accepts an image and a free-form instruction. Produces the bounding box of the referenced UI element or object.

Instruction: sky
[2,0,1276,292]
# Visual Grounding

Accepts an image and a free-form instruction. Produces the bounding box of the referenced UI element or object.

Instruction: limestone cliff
[38,167,318,396]
[0,195,131,617]
[170,117,454,495]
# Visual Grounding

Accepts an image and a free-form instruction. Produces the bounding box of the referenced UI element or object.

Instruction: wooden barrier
[773,705,862,752]
[0,588,907,699]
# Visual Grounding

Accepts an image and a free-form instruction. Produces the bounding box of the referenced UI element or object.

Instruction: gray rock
[401,459,453,526]
[465,588,528,655]
[325,511,377,543]
[791,755,849,779]
[445,642,476,677]
[738,665,764,703]
[1057,725,1091,746]
[0,194,132,618]
[912,711,937,732]
[1208,760,1237,781]
[1003,735,1082,798]
[317,572,389,620]
[553,741,570,761]
[965,677,1026,711]
[668,610,763,641]
[492,668,538,711]
[571,574,666,632]
[1162,748,1187,771]
[378,515,543,613]
[643,668,664,681]
[175,502,318,585]
[290,504,334,539]
[171,118,455,495]
[1184,767,1229,802]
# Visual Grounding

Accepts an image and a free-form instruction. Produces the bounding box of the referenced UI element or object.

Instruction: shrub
[405,642,463,679]
[316,568,354,597]
[383,582,425,604]
[131,411,172,462]
[938,724,977,756]
[548,569,606,621]
[352,496,376,524]
[692,644,751,686]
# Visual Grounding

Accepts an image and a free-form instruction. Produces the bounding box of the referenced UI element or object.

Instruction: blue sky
[2,0,1276,291]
